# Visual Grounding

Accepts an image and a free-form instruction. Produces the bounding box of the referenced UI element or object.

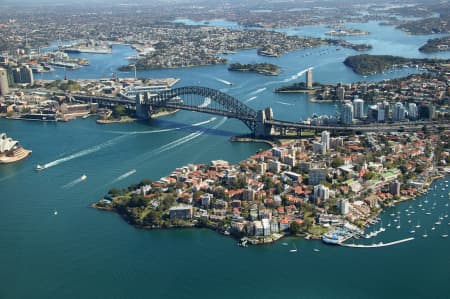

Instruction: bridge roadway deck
[267,119,450,132]
[72,94,134,105]
[71,93,450,133]
[162,103,255,121]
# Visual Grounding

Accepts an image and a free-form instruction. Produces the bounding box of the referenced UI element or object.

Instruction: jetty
[341,237,414,248]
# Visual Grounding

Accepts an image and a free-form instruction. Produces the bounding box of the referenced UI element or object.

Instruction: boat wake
[136,117,226,163]
[214,77,233,86]
[276,101,295,106]
[107,118,216,135]
[111,169,137,184]
[244,96,258,103]
[342,237,414,248]
[42,135,128,170]
[282,67,313,83]
[153,132,204,155]
[62,175,87,188]
[249,87,266,96]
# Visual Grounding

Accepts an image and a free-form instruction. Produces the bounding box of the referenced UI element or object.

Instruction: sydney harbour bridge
[72,86,450,137]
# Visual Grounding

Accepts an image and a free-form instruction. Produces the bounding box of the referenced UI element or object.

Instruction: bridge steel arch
[146,86,258,132]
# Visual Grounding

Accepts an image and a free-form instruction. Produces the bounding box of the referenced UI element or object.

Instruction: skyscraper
[321,130,330,152]
[314,184,330,201]
[408,102,418,120]
[13,65,34,84]
[0,68,9,96]
[393,102,406,121]
[20,65,33,84]
[337,86,345,101]
[353,98,364,119]
[306,68,313,89]
[341,101,353,124]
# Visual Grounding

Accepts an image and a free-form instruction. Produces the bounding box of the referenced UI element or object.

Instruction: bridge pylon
[135,93,151,119]
[254,107,274,137]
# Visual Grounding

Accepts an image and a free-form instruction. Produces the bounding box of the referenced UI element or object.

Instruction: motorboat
[289,243,298,253]
[35,164,45,171]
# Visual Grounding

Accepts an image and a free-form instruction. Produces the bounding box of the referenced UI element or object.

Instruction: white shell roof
[0,133,19,153]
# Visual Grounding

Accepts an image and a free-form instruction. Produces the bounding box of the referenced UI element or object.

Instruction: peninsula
[419,36,450,53]
[343,54,450,75]
[228,63,280,76]
[93,130,450,246]
[275,82,316,93]
[397,16,450,35]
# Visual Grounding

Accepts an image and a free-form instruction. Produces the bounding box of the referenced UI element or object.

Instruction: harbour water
[1,21,449,298]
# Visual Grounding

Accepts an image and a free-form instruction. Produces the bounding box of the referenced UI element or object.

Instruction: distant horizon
[0,0,440,7]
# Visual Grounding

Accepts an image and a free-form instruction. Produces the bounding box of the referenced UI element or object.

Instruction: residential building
[309,167,327,185]
[243,188,256,201]
[0,68,8,96]
[408,103,418,120]
[256,162,266,175]
[340,199,350,215]
[393,102,406,121]
[353,98,364,119]
[268,160,281,173]
[201,193,213,208]
[337,86,345,101]
[389,180,401,196]
[262,218,271,236]
[254,220,264,236]
[306,68,313,89]
[312,141,326,155]
[12,65,34,84]
[341,101,354,124]
[314,184,330,201]
[321,130,330,152]
[169,205,193,220]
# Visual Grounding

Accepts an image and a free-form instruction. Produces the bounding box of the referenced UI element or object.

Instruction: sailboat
[422,229,428,238]
[396,216,401,229]
[289,243,298,253]
[418,199,423,208]
[415,220,421,228]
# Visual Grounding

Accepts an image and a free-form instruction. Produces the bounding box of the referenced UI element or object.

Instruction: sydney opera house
[0,133,31,163]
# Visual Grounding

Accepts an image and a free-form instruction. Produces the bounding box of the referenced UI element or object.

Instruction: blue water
[1,21,450,298]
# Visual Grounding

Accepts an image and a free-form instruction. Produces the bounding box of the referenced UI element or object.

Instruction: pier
[341,237,415,248]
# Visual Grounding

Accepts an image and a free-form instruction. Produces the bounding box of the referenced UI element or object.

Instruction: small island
[228,63,280,76]
[343,54,450,75]
[257,48,280,57]
[325,27,370,36]
[325,39,372,52]
[419,36,450,53]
